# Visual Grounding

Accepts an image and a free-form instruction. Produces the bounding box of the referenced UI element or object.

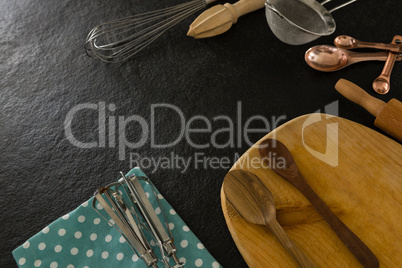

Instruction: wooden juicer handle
[188,0,266,38]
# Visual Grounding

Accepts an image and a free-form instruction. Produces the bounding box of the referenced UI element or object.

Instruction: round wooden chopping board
[221,114,402,267]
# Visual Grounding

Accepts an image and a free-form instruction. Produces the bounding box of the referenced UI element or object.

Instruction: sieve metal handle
[266,0,357,19]
[321,0,358,13]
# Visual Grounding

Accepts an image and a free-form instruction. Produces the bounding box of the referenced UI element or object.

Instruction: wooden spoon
[224,169,316,268]
[258,139,379,268]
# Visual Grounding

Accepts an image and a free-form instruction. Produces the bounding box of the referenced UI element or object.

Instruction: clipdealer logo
[301,101,339,167]
[63,101,339,172]
[63,101,287,158]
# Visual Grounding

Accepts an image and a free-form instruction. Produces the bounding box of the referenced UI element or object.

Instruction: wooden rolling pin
[335,79,402,142]
[187,0,266,38]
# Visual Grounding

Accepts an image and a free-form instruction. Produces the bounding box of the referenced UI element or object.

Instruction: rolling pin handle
[335,79,402,142]
[335,79,386,117]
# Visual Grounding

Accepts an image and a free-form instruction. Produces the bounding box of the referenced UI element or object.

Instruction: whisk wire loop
[85,0,210,62]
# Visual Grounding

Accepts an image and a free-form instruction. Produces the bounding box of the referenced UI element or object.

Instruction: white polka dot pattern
[70,247,78,255]
[180,240,188,248]
[12,171,222,268]
[38,243,46,250]
[34,259,41,267]
[132,254,139,262]
[195,258,203,267]
[58,228,66,236]
[78,215,85,223]
[155,207,161,215]
[90,233,97,241]
[18,258,26,265]
[54,245,62,253]
[116,252,124,261]
[22,241,30,249]
[101,251,109,259]
[74,231,82,239]
[105,234,112,242]
[86,249,94,257]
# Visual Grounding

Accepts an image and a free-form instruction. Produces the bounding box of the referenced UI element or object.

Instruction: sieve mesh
[266,0,335,45]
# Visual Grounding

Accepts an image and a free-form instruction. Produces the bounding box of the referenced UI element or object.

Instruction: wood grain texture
[221,114,402,267]
[375,99,402,142]
[224,170,317,268]
[187,0,265,38]
[335,79,386,117]
[335,79,402,142]
[259,139,378,268]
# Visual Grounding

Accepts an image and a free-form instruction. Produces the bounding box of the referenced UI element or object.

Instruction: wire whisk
[85,0,217,62]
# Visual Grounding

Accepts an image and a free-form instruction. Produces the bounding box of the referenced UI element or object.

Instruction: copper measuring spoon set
[305,35,402,94]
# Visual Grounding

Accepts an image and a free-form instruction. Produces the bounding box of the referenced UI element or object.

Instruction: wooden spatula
[224,169,316,268]
[259,138,379,268]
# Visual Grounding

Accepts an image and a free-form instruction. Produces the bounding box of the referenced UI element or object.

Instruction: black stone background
[1,0,401,267]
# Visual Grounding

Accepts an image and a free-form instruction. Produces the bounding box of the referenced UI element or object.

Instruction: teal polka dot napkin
[12,168,221,268]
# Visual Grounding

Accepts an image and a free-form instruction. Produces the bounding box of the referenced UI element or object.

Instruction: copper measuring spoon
[335,35,402,52]
[305,45,402,72]
[372,35,402,94]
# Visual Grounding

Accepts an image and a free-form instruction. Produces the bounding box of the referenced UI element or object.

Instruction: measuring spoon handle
[335,35,402,52]
[372,51,397,94]
[372,36,401,94]
[356,41,401,52]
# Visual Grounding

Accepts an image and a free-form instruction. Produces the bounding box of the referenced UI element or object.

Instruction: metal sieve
[265,0,357,45]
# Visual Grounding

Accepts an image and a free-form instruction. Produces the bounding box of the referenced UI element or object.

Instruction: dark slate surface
[1,0,401,267]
